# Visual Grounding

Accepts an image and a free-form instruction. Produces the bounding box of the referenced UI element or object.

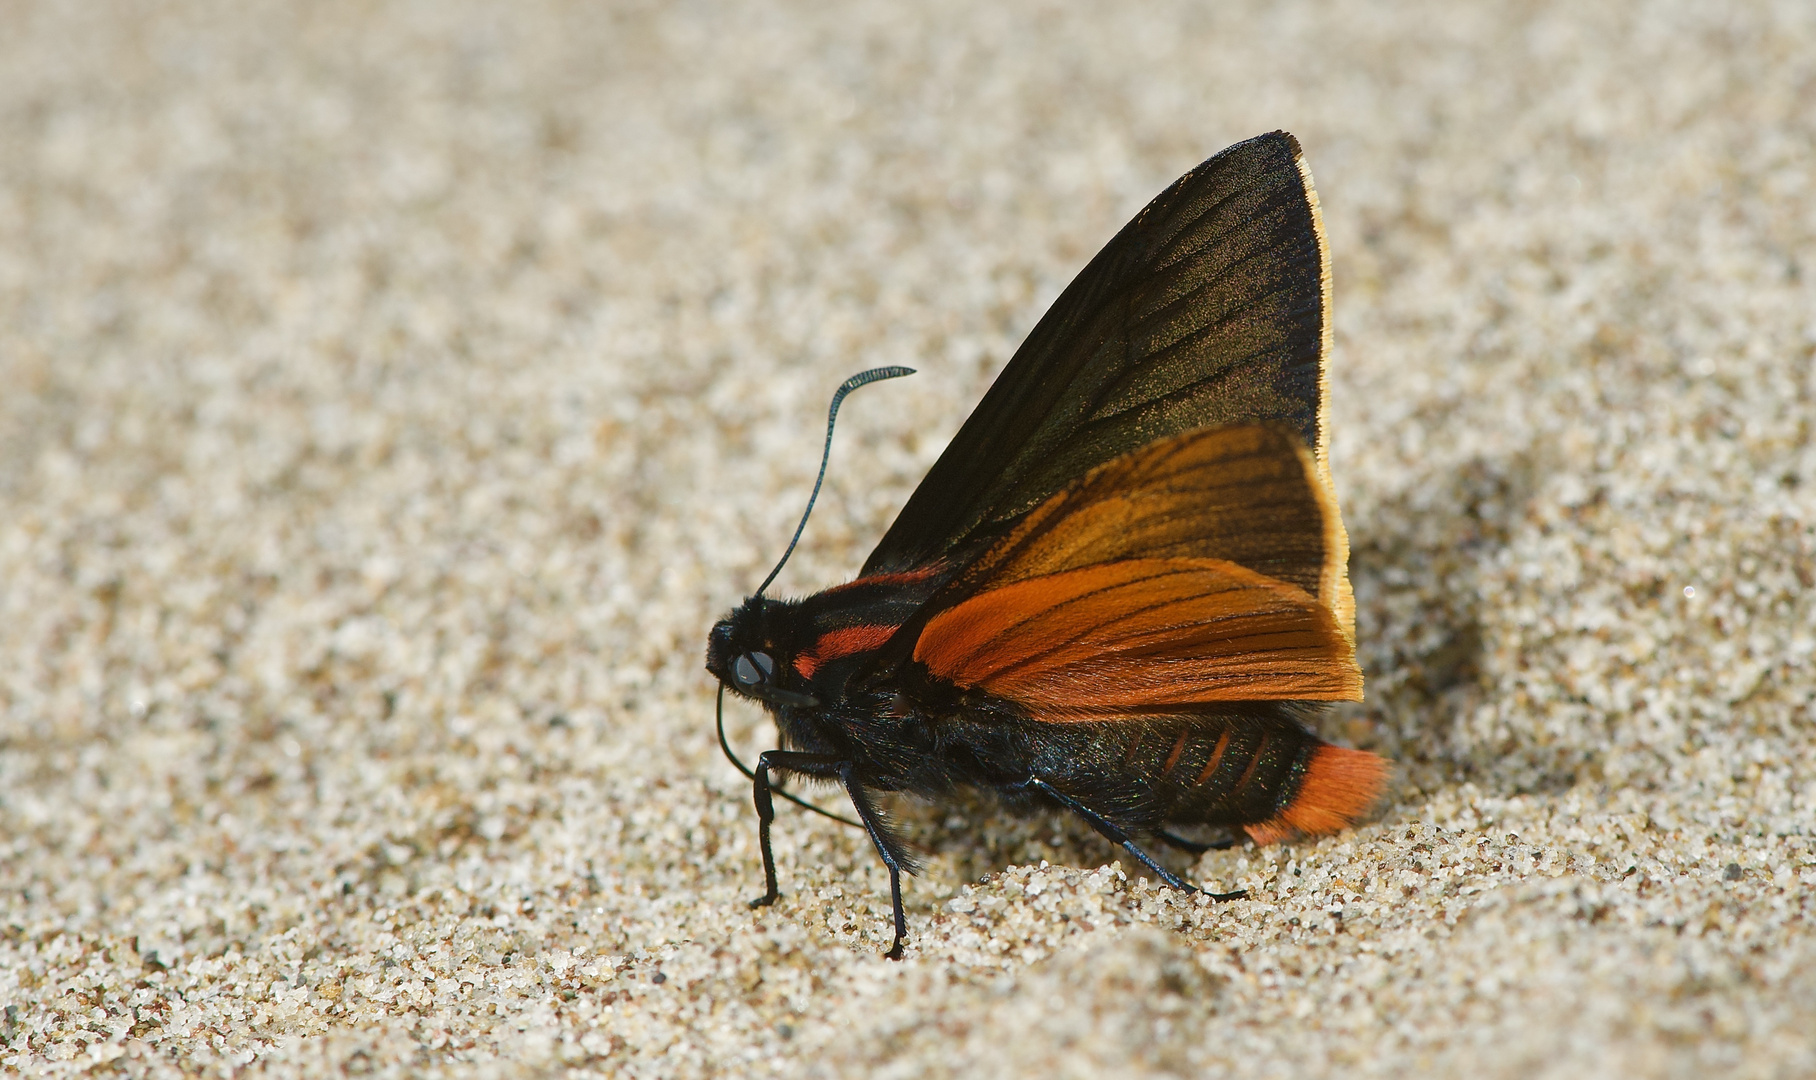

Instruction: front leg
[748,750,848,909]
[746,752,918,960]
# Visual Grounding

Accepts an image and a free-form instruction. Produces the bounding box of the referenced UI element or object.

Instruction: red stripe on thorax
[817,565,944,595]
[793,624,900,680]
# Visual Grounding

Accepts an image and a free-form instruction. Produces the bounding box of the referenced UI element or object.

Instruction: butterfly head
[707,597,822,709]
[709,367,916,715]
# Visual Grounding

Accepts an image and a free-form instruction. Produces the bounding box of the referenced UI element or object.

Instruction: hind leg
[1019,777,1246,901]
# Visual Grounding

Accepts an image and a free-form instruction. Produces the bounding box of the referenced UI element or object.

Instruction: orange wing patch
[914,557,1362,716]
[946,424,1356,646]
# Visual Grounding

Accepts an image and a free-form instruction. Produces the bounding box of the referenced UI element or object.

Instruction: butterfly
[707,131,1387,959]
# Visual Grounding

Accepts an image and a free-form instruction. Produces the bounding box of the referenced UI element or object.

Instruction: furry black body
[708,590,1324,831]
[708,583,1324,958]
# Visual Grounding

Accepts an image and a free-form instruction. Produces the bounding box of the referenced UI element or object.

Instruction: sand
[1,0,1813,1076]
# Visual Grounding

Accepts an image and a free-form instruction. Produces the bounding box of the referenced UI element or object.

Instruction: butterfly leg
[836,768,914,961]
[749,752,915,959]
[749,750,847,909]
[1021,777,1246,901]
[1154,829,1236,855]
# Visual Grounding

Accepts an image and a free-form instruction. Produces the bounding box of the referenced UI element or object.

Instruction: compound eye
[732,651,775,689]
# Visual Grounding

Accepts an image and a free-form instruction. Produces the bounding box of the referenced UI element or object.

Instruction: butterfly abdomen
[1026,711,1386,844]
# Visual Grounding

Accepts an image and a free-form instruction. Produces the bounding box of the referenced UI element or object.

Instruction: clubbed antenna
[753,365,916,597]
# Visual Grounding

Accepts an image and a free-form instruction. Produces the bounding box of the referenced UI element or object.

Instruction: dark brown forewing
[864,131,1331,576]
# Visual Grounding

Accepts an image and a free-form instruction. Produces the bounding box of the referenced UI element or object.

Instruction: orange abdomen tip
[1244,744,1390,846]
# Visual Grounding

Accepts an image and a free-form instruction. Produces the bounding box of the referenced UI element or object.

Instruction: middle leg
[836,766,917,960]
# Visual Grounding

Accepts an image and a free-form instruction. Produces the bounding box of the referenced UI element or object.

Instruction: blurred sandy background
[2,1,1813,1076]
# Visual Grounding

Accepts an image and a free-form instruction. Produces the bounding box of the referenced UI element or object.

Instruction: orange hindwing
[911,424,1361,718]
